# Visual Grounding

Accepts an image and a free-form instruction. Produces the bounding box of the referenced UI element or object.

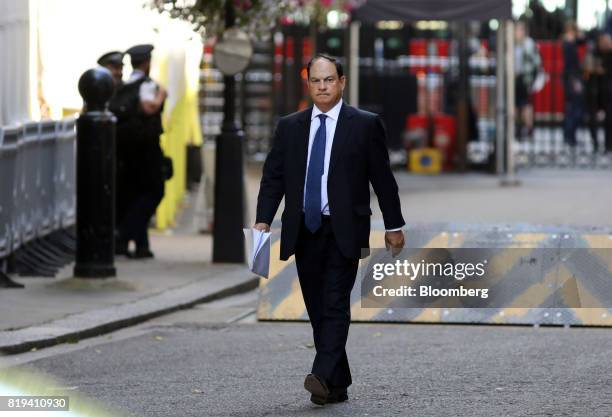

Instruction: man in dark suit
[254,54,405,405]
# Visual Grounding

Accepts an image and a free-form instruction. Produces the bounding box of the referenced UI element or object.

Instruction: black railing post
[212,0,246,263]
[73,68,117,278]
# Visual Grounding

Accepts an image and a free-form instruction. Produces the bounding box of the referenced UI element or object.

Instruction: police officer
[97,51,124,87]
[97,51,130,251]
[114,44,168,259]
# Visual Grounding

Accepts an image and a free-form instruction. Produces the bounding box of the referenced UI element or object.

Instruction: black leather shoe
[128,248,155,259]
[327,387,348,403]
[304,374,329,405]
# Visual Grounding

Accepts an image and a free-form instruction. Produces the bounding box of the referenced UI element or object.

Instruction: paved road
[382,169,612,228]
[4,290,611,417]
[245,166,612,229]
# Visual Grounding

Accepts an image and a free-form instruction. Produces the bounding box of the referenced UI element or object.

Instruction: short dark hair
[306,54,344,79]
[131,57,149,69]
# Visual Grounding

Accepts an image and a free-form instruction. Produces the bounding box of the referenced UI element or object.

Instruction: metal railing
[0,118,77,283]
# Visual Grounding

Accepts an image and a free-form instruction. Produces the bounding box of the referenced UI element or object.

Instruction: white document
[243,228,271,278]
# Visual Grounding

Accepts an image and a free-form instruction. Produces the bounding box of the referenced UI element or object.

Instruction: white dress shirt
[303,99,343,216]
[303,99,402,232]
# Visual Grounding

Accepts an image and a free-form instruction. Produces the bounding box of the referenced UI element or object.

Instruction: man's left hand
[385,230,405,256]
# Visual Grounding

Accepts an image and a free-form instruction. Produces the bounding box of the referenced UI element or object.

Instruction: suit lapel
[329,103,354,175]
[296,106,313,186]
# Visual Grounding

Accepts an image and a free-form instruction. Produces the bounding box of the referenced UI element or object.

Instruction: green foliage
[149,0,363,40]
[149,0,293,39]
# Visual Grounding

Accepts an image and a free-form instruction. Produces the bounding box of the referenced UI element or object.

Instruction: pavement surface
[0,193,259,354]
[385,168,612,228]
[1,167,612,354]
[2,291,611,417]
[1,167,611,416]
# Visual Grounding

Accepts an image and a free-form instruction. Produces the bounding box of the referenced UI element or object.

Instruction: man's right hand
[254,223,270,232]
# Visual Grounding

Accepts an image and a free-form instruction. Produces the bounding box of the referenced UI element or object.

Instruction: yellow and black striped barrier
[257,224,612,327]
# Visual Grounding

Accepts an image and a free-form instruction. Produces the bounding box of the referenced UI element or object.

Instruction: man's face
[515,23,526,42]
[602,34,612,52]
[142,59,151,76]
[307,58,345,111]
[105,64,123,85]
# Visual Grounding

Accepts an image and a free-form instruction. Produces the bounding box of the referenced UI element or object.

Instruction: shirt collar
[312,99,343,122]
[127,69,145,83]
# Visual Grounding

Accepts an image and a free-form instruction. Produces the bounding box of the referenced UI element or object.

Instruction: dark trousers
[115,158,130,232]
[118,190,163,249]
[563,85,585,148]
[294,215,359,389]
[606,100,612,153]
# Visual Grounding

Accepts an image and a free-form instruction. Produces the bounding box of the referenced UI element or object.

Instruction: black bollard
[212,0,246,263]
[73,68,116,278]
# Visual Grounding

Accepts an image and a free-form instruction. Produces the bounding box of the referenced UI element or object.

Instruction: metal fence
[467,125,612,170]
[0,118,76,280]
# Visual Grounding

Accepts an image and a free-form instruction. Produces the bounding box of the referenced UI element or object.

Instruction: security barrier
[56,118,77,229]
[0,127,19,259]
[0,118,77,282]
[257,223,612,327]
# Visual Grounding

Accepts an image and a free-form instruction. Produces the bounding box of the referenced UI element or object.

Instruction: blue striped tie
[304,114,327,233]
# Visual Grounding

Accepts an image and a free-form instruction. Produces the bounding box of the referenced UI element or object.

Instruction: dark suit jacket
[256,103,405,260]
